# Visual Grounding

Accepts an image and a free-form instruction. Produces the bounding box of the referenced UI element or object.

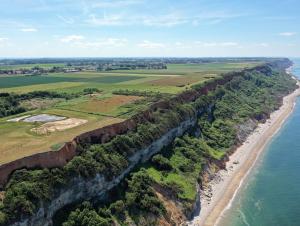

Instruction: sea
[218,58,300,226]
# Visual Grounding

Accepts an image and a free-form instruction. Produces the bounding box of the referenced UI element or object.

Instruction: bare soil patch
[7,115,31,122]
[155,189,186,224]
[31,118,88,135]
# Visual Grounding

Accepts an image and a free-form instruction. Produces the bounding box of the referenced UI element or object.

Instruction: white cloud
[195,41,239,47]
[85,12,189,27]
[198,42,217,47]
[20,28,38,32]
[76,38,128,48]
[0,37,8,42]
[264,16,294,21]
[142,13,188,27]
[60,35,85,43]
[86,13,187,27]
[0,37,9,47]
[137,40,165,48]
[91,0,142,8]
[220,42,239,46]
[207,19,223,25]
[287,43,296,47]
[257,43,269,47]
[57,15,74,24]
[173,41,191,49]
[192,11,245,26]
[84,9,241,28]
[279,32,296,37]
[60,36,128,48]
[86,14,124,26]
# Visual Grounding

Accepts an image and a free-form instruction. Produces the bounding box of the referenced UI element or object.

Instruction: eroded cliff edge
[0,59,296,226]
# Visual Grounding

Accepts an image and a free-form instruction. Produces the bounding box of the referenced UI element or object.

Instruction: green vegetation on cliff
[59,62,297,225]
[61,169,166,226]
[0,60,296,225]
[142,65,297,219]
[0,92,195,224]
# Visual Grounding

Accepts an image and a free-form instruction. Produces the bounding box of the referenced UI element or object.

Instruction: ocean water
[218,58,300,226]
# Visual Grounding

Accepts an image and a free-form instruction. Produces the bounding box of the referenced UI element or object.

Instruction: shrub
[152,155,172,171]
[126,169,165,216]
[83,88,101,94]
[109,200,125,217]
[63,203,111,226]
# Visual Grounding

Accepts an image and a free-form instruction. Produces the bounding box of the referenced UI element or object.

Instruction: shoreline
[189,71,300,226]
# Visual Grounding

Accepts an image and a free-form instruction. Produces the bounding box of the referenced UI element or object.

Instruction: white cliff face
[11,118,197,226]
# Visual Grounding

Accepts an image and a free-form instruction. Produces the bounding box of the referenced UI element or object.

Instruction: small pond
[23,114,66,123]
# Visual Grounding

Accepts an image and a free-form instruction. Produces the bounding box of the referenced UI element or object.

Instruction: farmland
[0,60,263,164]
[0,74,145,89]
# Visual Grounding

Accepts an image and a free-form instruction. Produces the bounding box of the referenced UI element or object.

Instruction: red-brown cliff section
[0,142,77,188]
[0,119,142,188]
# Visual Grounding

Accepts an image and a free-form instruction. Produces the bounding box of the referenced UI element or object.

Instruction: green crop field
[0,76,78,88]
[0,61,263,165]
[106,62,261,75]
[0,74,145,88]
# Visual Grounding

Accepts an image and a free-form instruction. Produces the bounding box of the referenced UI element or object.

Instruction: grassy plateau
[0,61,260,164]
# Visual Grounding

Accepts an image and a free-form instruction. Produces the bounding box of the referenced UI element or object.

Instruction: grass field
[0,62,262,164]
[0,113,123,164]
[55,94,145,117]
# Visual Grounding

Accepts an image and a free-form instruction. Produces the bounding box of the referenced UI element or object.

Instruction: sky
[0,0,299,58]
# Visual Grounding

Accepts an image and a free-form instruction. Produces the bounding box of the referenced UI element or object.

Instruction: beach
[189,72,300,226]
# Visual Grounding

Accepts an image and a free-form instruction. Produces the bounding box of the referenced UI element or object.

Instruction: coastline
[189,72,300,226]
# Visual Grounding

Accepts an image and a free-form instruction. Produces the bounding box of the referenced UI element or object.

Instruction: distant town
[0,57,267,75]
